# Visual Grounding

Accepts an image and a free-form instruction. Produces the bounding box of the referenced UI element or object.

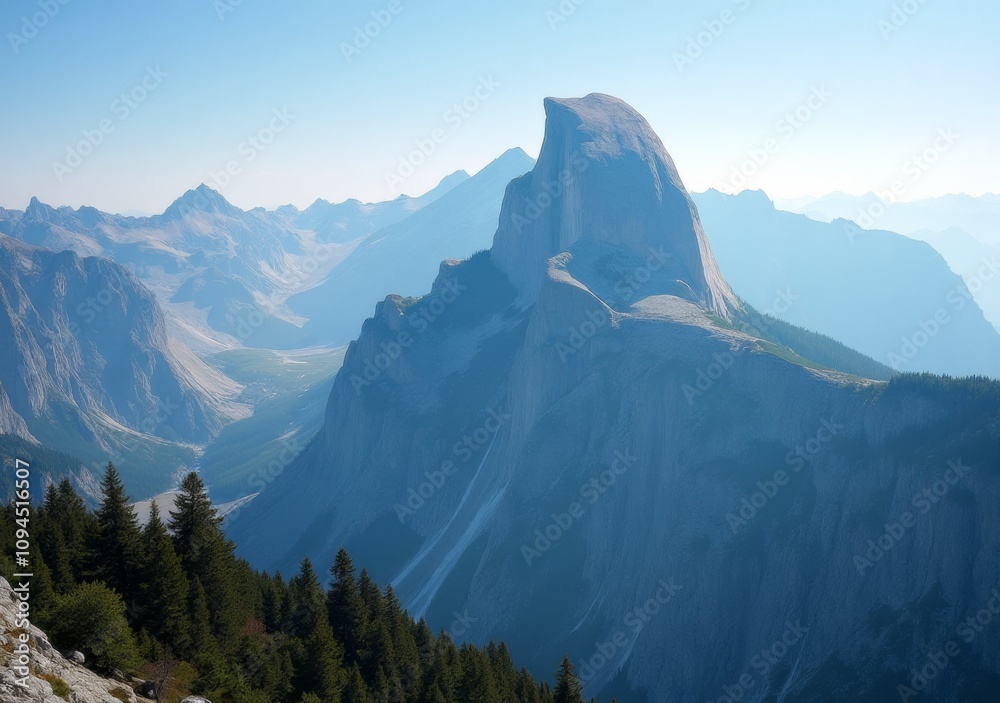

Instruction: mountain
[0,235,245,494]
[905,227,1000,332]
[781,191,1000,248]
[5,174,468,352]
[692,189,1000,378]
[289,148,536,345]
[230,94,1000,701]
[293,169,470,244]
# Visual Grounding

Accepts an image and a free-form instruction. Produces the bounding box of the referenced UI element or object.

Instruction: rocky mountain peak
[162,184,240,220]
[491,93,738,317]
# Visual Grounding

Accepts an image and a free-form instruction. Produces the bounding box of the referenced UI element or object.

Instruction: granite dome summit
[492,93,739,317]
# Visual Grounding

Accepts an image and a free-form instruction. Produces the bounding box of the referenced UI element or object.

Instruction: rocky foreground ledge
[0,576,138,703]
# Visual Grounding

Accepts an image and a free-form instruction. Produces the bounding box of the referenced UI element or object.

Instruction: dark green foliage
[2,474,593,703]
[93,463,143,609]
[731,302,896,381]
[139,501,191,655]
[46,582,138,672]
[554,655,585,703]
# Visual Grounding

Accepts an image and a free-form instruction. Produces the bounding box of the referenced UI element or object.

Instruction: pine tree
[327,548,368,665]
[456,645,500,702]
[35,505,74,593]
[187,577,219,660]
[289,558,326,639]
[170,472,241,646]
[343,664,374,703]
[139,501,191,654]
[93,463,142,611]
[553,655,584,703]
[54,478,93,579]
[301,613,347,702]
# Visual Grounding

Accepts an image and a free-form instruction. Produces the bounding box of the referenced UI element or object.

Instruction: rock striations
[232,95,1000,702]
[491,94,738,317]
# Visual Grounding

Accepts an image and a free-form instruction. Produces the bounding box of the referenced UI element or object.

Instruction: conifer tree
[553,655,584,703]
[170,472,241,646]
[327,548,368,665]
[139,501,191,654]
[343,663,374,703]
[456,644,500,703]
[289,558,326,639]
[300,613,347,702]
[93,463,142,610]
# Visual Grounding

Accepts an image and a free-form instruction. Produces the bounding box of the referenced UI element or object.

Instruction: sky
[1,0,998,214]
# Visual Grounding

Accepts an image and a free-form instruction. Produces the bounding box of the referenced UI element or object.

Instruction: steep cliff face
[232,96,1000,702]
[0,578,138,702]
[491,95,738,317]
[0,235,243,444]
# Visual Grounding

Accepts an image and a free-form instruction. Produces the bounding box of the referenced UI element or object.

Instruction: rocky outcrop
[491,94,738,317]
[0,235,244,444]
[0,577,138,703]
[232,96,1000,702]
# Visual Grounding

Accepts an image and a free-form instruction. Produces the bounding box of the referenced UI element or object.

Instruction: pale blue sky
[2,0,997,213]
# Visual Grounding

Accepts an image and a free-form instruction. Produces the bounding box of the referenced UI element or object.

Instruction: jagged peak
[162,183,240,219]
[490,94,739,318]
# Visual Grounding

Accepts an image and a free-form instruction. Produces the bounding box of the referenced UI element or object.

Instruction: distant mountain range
[0,235,245,494]
[777,192,1000,332]
[229,94,1000,702]
[694,190,1000,377]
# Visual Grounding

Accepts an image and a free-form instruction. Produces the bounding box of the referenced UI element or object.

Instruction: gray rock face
[290,148,536,346]
[0,577,138,702]
[0,235,244,445]
[65,650,85,665]
[491,94,738,318]
[232,96,1000,702]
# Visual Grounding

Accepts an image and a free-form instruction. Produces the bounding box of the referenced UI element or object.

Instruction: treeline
[0,465,610,703]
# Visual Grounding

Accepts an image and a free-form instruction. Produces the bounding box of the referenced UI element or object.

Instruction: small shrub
[40,673,71,699]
